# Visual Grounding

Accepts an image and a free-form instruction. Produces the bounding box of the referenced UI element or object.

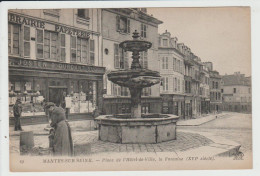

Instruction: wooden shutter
[116,15,120,31]
[23,26,30,57]
[90,39,95,65]
[114,43,119,68]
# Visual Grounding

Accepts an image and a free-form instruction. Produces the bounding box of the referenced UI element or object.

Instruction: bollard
[20,131,34,155]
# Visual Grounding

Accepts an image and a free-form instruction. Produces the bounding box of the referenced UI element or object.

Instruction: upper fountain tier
[107,30,161,89]
[120,30,152,53]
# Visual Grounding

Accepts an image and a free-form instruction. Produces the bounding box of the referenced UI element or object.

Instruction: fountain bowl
[107,69,160,88]
[96,114,179,144]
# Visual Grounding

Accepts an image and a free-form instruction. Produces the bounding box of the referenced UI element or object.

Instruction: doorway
[49,87,67,107]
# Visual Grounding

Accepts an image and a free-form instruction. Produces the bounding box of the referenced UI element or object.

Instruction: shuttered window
[140,51,148,69]
[114,43,128,69]
[116,15,130,34]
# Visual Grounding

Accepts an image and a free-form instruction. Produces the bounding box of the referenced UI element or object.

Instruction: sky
[147,7,251,76]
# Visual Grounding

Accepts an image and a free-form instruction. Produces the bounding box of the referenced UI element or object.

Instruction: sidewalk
[177,113,230,126]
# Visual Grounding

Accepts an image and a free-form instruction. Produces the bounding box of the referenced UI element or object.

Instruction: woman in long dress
[47,103,73,156]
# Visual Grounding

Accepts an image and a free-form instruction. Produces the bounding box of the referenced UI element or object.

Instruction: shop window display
[9,78,46,117]
[69,80,97,114]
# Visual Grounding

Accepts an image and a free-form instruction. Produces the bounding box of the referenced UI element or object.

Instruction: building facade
[205,62,222,113]
[158,31,185,118]
[8,9,105,121]
[221,72,251,113]
[101,8,163,115]
[199,63,210,114]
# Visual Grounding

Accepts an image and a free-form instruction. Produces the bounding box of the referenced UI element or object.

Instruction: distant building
[206,64,222,113]
[101,8,163,115]
[221,72,251,113]
[158,31,185,118]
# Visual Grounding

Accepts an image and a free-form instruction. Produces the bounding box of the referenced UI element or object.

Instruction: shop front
[201,98,210,114]
[9,57,105,125]
[184,95,193,120]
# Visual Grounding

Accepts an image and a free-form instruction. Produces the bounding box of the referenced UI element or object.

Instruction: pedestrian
[45,102,73,156]
[13,98,23,131]
[93,106,100,130]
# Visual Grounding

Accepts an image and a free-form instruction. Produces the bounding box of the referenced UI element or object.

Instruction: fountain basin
[96,114,179,144]
[107,69,160,88]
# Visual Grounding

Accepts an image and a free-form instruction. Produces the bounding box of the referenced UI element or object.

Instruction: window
[177,60,180,73]
[36,29,44,59]
[121,86,129,96]
[175,77,177,91]
[140,51,148,68]
[162,77,168,91]
[77,9,89,20]
[221,89,224,93]
[8,23,20,55]
[178,79,180,92]
[116,15,130,33]
[180,61,183,74]
[212,81,215,89]
[112,83,121,96]
[77,37,88,63]
[162,39,168,47]
[114,44,128,69]
[23,26,30,57]
[173,58,176,71]
[162,57,168,69]
[141,23,147,38]
[142,87,151,96]
[70,36,94,64]
[233,88,236,93]
[70,36,77,62]
[215,82,218,89]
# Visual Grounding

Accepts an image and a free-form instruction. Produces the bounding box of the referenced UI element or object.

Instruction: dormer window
[162,39,168,47]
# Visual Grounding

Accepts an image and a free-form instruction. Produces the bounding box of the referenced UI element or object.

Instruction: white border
[0,1,259,176]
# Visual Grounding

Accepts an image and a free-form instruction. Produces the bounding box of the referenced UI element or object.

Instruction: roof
[222,74,251,86]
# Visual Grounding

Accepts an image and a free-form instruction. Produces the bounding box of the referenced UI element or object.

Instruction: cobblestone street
[10,130,213,156]
[9,112,251,156]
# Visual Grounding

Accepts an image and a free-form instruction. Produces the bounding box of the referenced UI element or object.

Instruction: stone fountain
[97,30,179,144]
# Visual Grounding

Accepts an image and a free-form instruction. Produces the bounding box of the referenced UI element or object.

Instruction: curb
[178,129,241,157]
[177,114,228,126]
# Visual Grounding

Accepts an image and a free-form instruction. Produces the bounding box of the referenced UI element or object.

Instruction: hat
[45,102,55,109]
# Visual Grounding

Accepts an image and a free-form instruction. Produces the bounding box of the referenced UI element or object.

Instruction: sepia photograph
[0,1,256,174]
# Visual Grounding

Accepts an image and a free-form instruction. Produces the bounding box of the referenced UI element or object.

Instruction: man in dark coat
[13,98,23,131]
[45,102,73,156]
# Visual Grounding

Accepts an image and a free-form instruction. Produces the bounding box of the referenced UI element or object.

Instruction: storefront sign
[9,57,105,74]
[8,13,45,29]
[55,25,90,38]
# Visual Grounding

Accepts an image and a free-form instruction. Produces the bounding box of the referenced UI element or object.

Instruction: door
[49,87,67,107]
